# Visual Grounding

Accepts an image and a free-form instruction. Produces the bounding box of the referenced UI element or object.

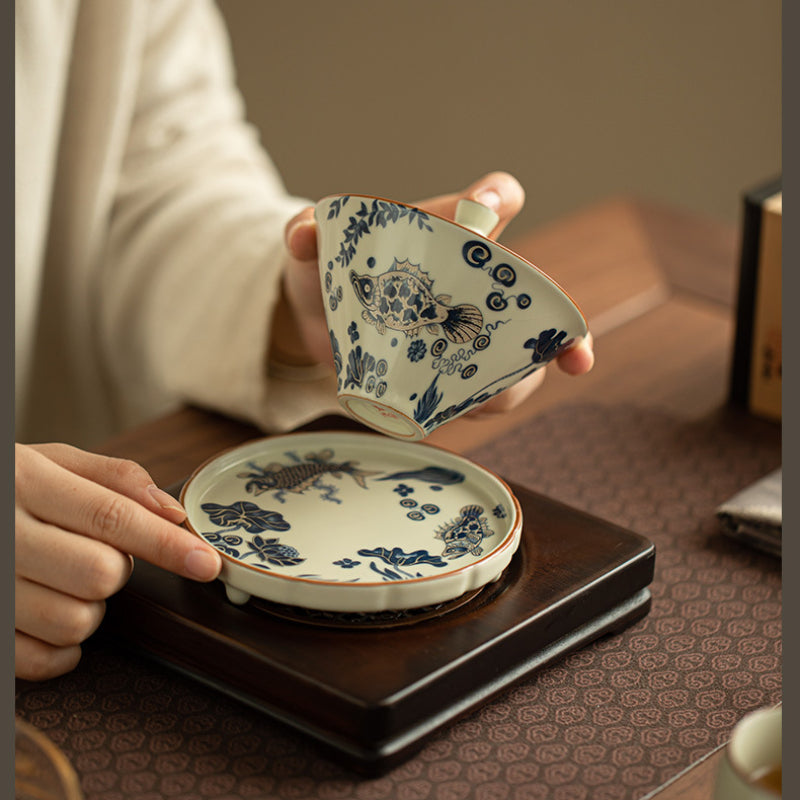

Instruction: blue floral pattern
[413,374,444,425]
[330,197,434,268]
[201,531,243,558]
[334,558,361,569]
[407,340,427,362]
[199,502,303,570]
[524,329,573,363]
[245,536,304,568]
[201,501,290,533]
[358,546,448,580]
[344,345,376,390]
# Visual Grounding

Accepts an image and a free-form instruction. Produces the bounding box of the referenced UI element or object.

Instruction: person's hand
[15,443,222,681]
[273,171,594,413]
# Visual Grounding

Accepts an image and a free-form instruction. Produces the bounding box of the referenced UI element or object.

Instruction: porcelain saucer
[180,431,522,613]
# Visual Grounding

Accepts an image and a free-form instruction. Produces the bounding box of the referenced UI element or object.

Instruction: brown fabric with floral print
[16,403,781,800]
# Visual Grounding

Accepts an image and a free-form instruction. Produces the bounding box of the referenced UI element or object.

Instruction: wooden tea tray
[104,474,654,775]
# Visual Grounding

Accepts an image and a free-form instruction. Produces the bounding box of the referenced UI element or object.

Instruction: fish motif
[376,466,465,485]
[349,259,483,343]
[434,504,494,559]
[236,450,377,504]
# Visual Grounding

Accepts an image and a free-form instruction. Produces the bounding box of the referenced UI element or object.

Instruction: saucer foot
[225,585,250,605]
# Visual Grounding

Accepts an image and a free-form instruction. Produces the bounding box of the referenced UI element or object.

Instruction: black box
[729,177,782,421]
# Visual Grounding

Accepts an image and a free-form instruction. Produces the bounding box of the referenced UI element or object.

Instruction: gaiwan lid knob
[455,198,501,237]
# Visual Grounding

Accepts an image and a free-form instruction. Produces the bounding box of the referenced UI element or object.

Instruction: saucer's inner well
[181,431,521,613]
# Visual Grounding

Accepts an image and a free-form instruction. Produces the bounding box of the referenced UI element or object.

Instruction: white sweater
[15,0,339,448]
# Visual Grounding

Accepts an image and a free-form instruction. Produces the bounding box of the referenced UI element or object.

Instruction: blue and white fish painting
[376,466,465,485]
[236,450,377,503]
[434,504,494,559]
[349,259,483,343]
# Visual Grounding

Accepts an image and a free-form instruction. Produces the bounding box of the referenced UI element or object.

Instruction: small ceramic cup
[315,194,588,440]
[714,706,782,799]
[15,718,85,800]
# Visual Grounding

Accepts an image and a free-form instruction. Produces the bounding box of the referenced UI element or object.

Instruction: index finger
[29,442,186,524]
[19,453,221,581]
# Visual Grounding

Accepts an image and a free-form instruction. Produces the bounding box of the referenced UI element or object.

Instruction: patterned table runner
[16,403,781,800]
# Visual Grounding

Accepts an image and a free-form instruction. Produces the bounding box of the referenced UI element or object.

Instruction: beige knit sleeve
[99,0,341,433]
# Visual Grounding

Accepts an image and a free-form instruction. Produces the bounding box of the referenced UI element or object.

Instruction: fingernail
[184,548,221,581]
[473,188,502,212]
[147,484,185,513]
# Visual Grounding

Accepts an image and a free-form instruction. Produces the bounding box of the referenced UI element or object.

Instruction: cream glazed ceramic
[315,194,589,440]
[180,431,523,613]
[714,706,782,799]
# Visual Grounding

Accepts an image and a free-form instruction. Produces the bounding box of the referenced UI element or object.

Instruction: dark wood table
[17,197,781,799]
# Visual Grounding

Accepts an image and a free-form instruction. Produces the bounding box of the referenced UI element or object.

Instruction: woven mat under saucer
[15,402,781,800]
